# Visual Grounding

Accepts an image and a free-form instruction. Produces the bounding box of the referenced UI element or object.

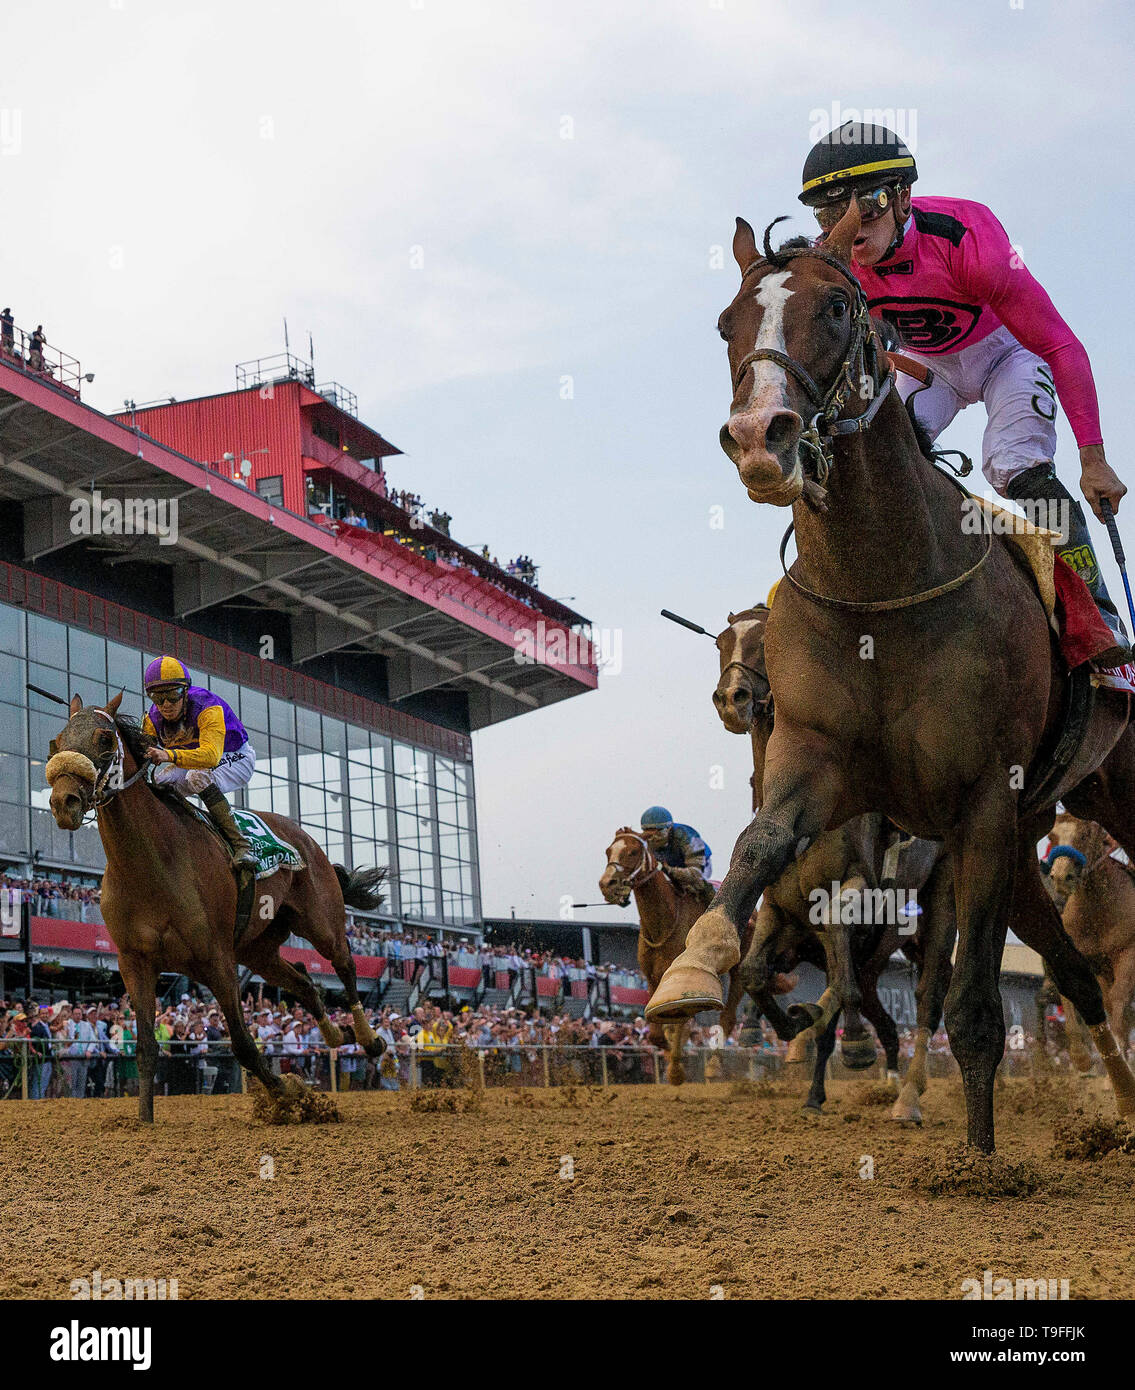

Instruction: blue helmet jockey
[640,806,712,880]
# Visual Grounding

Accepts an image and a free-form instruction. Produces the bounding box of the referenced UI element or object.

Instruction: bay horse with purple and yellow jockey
[46,690,384,1122]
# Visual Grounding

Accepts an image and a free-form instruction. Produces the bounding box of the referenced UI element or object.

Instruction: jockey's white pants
[896,324,1059,495]
[153,743,256,796]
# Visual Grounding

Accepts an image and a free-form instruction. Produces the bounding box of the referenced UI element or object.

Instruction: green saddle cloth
[231,809,305,879]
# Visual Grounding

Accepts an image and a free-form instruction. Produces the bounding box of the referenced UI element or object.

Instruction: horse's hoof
[890,1082,923,1125]
[787,1001,823,1028]
[802,1099,824,1114]
[785,1033,814,1063]
[841,1035,878,1071]
[645,967,723,1022]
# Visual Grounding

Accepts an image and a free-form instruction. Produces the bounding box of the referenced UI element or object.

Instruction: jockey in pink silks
[799,120,1129,665]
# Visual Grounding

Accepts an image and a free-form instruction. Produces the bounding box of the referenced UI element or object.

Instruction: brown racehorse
[1046,814,1135,1058]
[647,200,1135,1150]
[714,605,956,1119]
[45,694,384,1121]
[599,828,745,1084]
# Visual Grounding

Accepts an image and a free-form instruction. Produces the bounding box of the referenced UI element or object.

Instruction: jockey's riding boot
[1006,463,1132,668]
[200,785,257,870]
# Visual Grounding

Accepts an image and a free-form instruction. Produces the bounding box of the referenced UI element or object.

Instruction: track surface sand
[1,1074,1130,1300]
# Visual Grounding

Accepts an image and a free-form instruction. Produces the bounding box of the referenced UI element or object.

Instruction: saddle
[972,497,1135,815]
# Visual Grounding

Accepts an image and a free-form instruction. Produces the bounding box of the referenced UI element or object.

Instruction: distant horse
[1046,814,1135,1059]
[46,694,384,1121]
[599,829,748,1084]
[714,605,955,1119]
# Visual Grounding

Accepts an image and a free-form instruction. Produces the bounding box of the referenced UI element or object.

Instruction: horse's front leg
[647,731,844,1022]
[943,782,1018,1152]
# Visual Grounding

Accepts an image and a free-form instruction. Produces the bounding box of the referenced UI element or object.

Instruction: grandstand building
[0,326,598,989]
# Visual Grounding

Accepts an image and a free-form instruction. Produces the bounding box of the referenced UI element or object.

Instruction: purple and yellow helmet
[144,655,191,696]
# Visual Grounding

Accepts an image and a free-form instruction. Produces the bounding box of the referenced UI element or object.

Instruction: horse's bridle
[735,240,993,613]
[607,833,661,892]
[718,651,773,719]
[731,245,894,486]
[59,710,151,815]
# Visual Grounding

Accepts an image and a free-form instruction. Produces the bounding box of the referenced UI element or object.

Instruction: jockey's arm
[958,205,1124,516]
[160,704,227,771]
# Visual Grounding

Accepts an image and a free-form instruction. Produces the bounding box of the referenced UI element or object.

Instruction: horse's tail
[334,864,386,911]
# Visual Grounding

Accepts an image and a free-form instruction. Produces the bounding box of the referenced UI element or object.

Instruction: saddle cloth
[231,809,305,879]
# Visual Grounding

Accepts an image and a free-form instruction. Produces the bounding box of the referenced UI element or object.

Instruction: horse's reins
[737,241,993,613]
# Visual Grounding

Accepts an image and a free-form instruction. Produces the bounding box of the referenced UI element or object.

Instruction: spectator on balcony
[27,325,46,373]
[0,307,13,355]
[343,507,363,527]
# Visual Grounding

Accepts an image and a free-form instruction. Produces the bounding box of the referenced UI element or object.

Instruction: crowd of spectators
[1,874,102,920]
[343,922,651,994]
[3,984,1098,1101]
[306,474,548,614]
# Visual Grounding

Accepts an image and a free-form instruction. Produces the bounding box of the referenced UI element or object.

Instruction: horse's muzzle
[721,407,804,505]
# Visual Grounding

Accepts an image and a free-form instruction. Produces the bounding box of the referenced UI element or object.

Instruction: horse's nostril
[732,690,748,704]
[764,412,801,453]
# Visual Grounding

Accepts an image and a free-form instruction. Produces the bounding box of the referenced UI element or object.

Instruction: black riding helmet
[799,121,917,208]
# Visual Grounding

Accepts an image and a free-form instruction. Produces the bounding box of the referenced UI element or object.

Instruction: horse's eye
[827,297,849,320]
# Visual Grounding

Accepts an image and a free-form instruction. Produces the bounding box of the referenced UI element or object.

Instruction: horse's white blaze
[742,270,794,412]
[727,619,764,648]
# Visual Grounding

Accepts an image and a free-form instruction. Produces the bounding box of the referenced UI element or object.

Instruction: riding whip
[1098,499,1135,641]
[26,683,70,707]
[660,609,717,639]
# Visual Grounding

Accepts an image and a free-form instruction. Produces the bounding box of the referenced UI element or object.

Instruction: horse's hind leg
[207,965,284,1096]
[119,951,158,1123]
[243,941,340,1049]
[893,856,955,1124]
[328,941,383,1058]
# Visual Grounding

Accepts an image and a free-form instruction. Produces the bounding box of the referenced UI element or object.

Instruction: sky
[2,0,1133,920]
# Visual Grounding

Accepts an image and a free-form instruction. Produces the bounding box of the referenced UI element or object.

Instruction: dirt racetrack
[1,1072,1132,1300]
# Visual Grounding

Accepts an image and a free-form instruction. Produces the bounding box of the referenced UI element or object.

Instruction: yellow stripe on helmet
[803,156,915,194]
[159,656,189,683]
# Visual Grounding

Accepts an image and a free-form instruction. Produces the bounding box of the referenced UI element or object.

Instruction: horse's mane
[112,713,202,821]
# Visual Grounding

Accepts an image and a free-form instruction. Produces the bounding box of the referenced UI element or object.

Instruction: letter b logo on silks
[873,301,981,353]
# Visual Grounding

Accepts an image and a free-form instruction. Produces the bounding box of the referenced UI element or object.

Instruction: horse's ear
[726,611,738,625]
[69,694,83,717]
[733,217,758,274]
[49,737,59,757]
[104,691,123,717]
[822,194,862,265]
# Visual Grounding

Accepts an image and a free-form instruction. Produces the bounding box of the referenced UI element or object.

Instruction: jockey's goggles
[148,685,187,705]
[813,183,897,232]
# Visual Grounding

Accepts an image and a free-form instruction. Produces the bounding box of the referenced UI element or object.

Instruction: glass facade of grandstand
[0,600,480,930]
